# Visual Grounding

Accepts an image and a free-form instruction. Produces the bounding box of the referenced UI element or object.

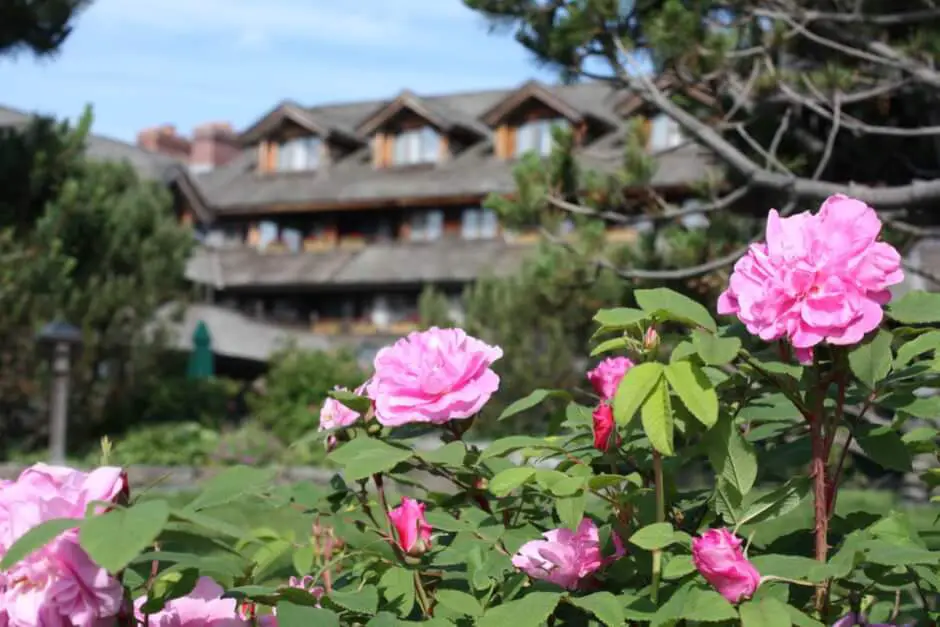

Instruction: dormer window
[277,136,321,171]
[392,126,439,166]
[514,118,567,157]
[648,114,683,151]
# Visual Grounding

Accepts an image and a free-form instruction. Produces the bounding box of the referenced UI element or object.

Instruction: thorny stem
[372,474,394,541]
[651,450,665,604]
[414,571,432,618]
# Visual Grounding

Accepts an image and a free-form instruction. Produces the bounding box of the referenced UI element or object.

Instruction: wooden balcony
[309,319,420,337]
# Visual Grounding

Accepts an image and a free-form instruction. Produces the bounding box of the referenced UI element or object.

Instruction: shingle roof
[194,81,713,214]
[185,239,530,288]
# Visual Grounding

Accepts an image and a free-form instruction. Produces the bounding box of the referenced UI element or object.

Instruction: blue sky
[1,0,557,142]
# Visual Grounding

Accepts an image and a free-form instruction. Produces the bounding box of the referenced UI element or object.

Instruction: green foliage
[0,108,193,454]
[0,0,92,57]
[9,286,935,626]
[249,345,367,443]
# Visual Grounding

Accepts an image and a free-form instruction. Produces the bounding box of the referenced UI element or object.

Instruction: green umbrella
[187,320,215,379]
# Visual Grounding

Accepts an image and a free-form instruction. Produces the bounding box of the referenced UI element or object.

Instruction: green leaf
[692,329,742,365]
[663,555,696,580]
[714,479,744,526]
[855,424,913,472]
[664,360,719,428]
[497,389,570,421]
[641,377,675,455]
[612,362,663,425]
[79,500,169,572]
[848,329,893,390]
[738,597,793,627]
[276,602,340,627]
[594,307,647,328]
[555,493,587,530]
[629,523,675,550]
[476,592,562,627]
[0,517,80,569]
[750,555,833,583]
[488,467,535,496]
[635,287,717,331]
[568,591,625,627]
[379,566,415,617]
[590,337,629,357]
[435,589,484,617]
[707,414,758,497]
[185,466,278,511]
[894,330,940,367]
[738,478,811,527]
[366,613,400,627]
[329,585,379,615]
[327,437,413,481]
[479,435,560,459]
[418,442,468,466]
[328,388,372,414]
[292,544,315,576]
[886,290,940,324]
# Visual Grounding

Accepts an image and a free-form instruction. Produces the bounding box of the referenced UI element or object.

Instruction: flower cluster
[319,327,502,431]
[717,195,903,362]
[511,518,624,590]
[0,464,127,627]
[587,356,633,452]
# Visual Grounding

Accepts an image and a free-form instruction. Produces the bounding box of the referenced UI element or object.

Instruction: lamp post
[37,321,82,465]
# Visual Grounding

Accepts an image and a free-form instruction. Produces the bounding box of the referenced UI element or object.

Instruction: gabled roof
[356,89,490,138]
[480,80,589,126]
[239,101,363,147]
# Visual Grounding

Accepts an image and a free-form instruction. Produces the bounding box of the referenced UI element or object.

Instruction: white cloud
[83,0,477,48]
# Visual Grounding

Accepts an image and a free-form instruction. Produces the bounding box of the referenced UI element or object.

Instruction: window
[277,136,321,171]
[515,118,566,157]
[648,114,683,151]
[462,208,499,239]
[392,126,439,165]
[410,210,444,242]
[281,227,303,252]
[257,221,278,249]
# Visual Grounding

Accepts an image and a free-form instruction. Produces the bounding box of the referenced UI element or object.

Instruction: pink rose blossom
[592,403,618,452]
[692,528,761,604]
[319,382,369,431]
[368,327,502,426]
[512,518,625,590]
[587,357,634,401]
[717,195,903,355]
[0,464,127,627]
[135,576,246,627]
[388,497,432,556]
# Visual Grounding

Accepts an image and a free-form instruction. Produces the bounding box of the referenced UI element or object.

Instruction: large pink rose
[692,528,761,604]
[388,497,432,556]
[586,357,634,401]
[512,518,625,590]
[135,576,246,627]
[0,464,127,627]
[368,327,502,426]
[717,195,903,357]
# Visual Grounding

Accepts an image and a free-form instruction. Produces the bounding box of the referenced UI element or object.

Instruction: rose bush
[1,196,938,626]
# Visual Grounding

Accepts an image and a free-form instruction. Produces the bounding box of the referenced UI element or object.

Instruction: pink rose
[135,576,246,627]
[717,195,903,353]
[368,327,502,426]
[692,528,761,604]
[592,403,618,452]
[319,382,368,431]
[512,518,625,590]
[587,357,634,401]
[0,464,127,627]
[387,497,432,556]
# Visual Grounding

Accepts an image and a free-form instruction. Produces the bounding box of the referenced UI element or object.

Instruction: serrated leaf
[629,523,675,550]
[591,337,629,357]
[692,329,742,365]
[663,555,696,580]
[886,291,940,324]
[497,389,570,421]
[80,500,169,572]
[568,591,624,626]
[555,493,586,530]
[635,287,717,331]
[738,597,791,627]
[613,362,663,426]
[329,585,379,615]
[641,377,675,455]
[276,602,340,627]
[328,389,372,414]
[738,478,811,527]
[0,517,80,569]
[594,307,647,328]
[855,423,913,472]
[419,441,468,466]
[894,330,940,367]
[435,589,484,617]
[664,360,718,428]
[706,414,758,497]
[476,592,562,627]
[379,566,414,617]
[489,467,535,496]
[185,466,277,511]
[327,437,413,481]
[848,329,893,390]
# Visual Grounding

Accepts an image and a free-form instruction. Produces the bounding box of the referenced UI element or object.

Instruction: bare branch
[812,91,841,180]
